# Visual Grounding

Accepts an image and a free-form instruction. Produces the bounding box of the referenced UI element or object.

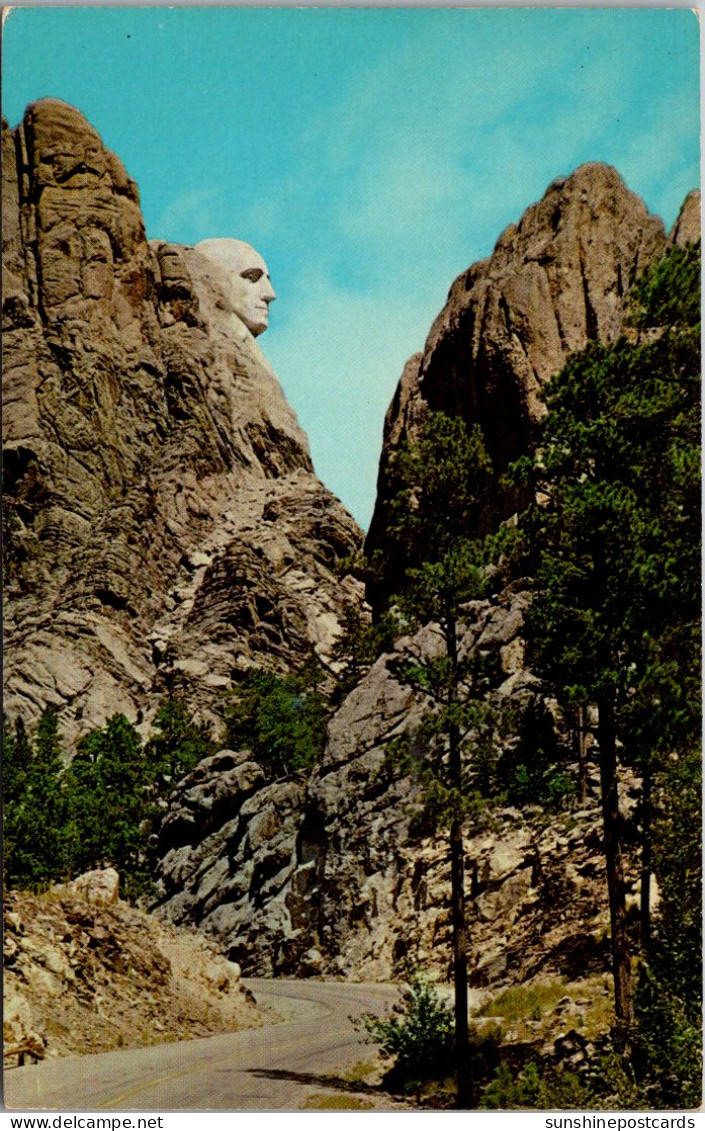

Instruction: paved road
[4,980,407,1112]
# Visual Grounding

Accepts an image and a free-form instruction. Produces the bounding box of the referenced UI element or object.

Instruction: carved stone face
[195,238,276,336]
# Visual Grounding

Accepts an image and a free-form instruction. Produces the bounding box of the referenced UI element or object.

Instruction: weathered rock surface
[668,189,700,248]
[3,100,362,744]
[365,164,672,610]
[3,885,260,1063]
[154,590,639,984]
[152,166,668,985]
[54,866,121,905]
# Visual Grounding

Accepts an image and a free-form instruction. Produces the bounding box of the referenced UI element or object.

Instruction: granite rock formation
[154,589,641,983]
[3,100,362,745]
[364,164,672,610]
[3,883,260,1062]
[4,102,696,997]
[153,169,695,986]
[668,188,700,248]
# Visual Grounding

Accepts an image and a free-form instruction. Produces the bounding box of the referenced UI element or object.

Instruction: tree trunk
[450,813,471,1106]
[597,693,633,1031]
[640,759,652,952]
[446,603,471,1107]
[576,706,589,806]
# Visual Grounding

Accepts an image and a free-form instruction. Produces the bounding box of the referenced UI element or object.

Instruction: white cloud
[154,188,222,244]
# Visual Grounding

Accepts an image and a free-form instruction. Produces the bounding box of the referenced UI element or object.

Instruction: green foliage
[627,240,700,330]
[362,974,455,1087]
[480,1058,638,1111]
[223,665,328,778]
[145,697,215,783]
[3,710,71,887]
[64,714,154,897]
[477,981,570,1024]
[520,324,700,716]
[497,701,574,808]
[389,412,493,556]
[649,746,702,1006]
[379,413,504,1106]
[501,240,701,1081]
[514,240,700,724]
[382,413,500,808]
[330,601,399,701]
[479,1062,543,1109]
[630,964,702,1109]
[386,680,498,837]
[3,714,32,801]
[4,699,213,900]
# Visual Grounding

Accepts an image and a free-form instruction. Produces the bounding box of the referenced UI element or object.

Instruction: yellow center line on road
[103,1071,184,1109]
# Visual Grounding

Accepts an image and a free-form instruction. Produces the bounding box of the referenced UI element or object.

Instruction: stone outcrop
[153,164,685,986]
[154,590,639,985]
[3,885,260,1062]
[364,164,670,610]
[5,105,693,1003]
[3,100,362,744]
[668,189,700,248]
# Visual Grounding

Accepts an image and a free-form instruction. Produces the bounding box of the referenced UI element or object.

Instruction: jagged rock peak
[423,161,667,415]
[365,162,673,612]
[3,100,363,743]
[669,189,700,247]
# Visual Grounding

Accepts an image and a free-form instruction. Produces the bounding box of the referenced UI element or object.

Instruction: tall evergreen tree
[382,412,497,1107]
[145,697,215,783]
[4,709,70,887]
[509,241,700,1032]
[222,665,329,779]
[65,713,152,892]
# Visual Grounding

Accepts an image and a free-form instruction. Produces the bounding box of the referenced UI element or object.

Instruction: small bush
[631,965,703,1109]
[361,974,455,1089]
[480,1061,596,1110]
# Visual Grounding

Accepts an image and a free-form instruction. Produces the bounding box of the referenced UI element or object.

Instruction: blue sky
[3,7,700,529]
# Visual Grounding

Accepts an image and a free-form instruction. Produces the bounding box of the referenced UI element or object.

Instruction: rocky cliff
[153,169,696,987]
[154,588,642,984]
[4,103,697,1000]
[364,164,678,610]
[3,100,362,745]
[3,877,261,1063]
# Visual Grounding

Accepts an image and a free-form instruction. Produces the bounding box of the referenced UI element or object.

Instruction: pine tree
[145,697,215,783]
[383,412,498,1107]
[4,709,70,887]
[222,665,329,779]
[509,241,700,1033]
[65,714,152,894]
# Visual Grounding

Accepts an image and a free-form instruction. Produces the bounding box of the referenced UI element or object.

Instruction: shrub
[630,965,702,1109]
[361,974,455,1089]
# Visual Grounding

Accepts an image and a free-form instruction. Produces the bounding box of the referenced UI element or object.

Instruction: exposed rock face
[54,866,121,905]
[3,100,362,744]
[154,165,677,985]
[668,189,700,247]
[3,886,260,1061]
[154,591,638,984]
[365,164,669,610]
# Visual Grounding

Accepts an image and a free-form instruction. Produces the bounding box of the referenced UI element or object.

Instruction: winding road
[3,980,408,1112]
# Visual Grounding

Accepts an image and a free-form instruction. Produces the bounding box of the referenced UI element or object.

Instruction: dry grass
[474,974,615,1044]
[300,1092,375,1110]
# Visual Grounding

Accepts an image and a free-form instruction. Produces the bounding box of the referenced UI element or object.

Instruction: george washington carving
[195,238,276,336]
